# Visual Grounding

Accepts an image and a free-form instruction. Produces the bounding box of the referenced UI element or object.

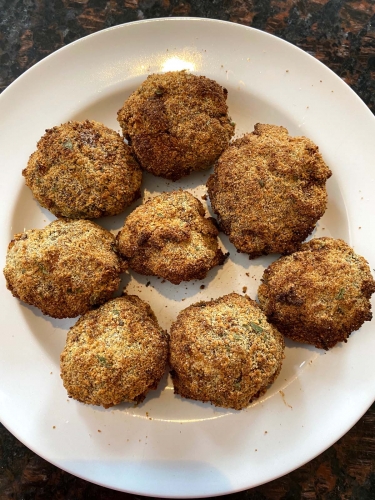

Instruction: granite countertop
[1,1,375,498]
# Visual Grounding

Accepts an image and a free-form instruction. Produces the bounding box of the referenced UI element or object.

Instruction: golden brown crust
[207,124,332,257]
[116,190,228,285]
[117,71,235,180]
[60,295,168,408]
[3,219,126,318]
[258,237,375,349]
[23,120,142,218]
[169,293,285,410]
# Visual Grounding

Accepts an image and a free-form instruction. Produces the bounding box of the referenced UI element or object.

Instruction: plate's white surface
[1,18,375,497]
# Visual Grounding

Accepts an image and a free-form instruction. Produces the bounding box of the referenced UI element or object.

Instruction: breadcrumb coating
[60,295,168,408]
[258,237,375,349]
[169,293,284,410]
[117,71,235,180]
[23,120,142,218]
[117,190,228,284]
[3,219,125,318]
[207,123,332,257]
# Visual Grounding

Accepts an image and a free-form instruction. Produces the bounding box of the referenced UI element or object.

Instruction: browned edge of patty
[23,120,142,219]
[3,219,126,318]
[169,292,285,410]
[116,189,228,284]
[60,294,169,408]
[207,123,332,258]
[258,237,375,349]
[117,71,235,180]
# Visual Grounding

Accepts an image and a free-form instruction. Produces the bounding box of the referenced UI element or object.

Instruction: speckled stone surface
[1,1,375,498]
[1,405,375,499]
[2,0,375,112]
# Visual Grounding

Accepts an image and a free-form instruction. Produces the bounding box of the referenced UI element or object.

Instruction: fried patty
[3,219,125,318]
[169,293,284,410]
[258,237,375,349]
[23,120,142,218]
[116,190,228,285]
[60,295,168,408]
[117,71,235,180]
[207,123,332,258]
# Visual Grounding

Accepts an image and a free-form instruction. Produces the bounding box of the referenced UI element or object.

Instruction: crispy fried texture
[117,71,235,180]
[258,237,375,349]
[3,219,126,318]
[169,293,285,410]
[23,120,142,218]
[207,124,332,257]
[117,190,228,285]
[60,295,168,408]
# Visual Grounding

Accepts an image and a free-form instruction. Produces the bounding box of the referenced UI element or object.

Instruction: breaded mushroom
[169,293,285,410]
[207,124,332,257]
[60,295,168,408]
[117,190,228,285]
[3,219,125,318]
[23,120,142,218]
[117,71,235,180]
[258,237,375,349]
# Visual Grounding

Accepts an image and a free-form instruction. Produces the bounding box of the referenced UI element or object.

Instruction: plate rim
[1,17,375,497]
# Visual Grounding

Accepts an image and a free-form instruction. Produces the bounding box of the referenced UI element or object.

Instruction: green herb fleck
[113,310,120,316]
[249,322,264,333]
[38,264,49,275]
[230,121,236,127]
[63,139,73,150]
[157,213,163,217]
[346,254,358,263]
[90,294,99,305]
[97,355,111,368]
[258,179,265,188]
[336,288,345,300]
[155,87,164,96]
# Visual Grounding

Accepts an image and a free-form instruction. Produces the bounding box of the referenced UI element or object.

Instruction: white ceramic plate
[1,18,375,498]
